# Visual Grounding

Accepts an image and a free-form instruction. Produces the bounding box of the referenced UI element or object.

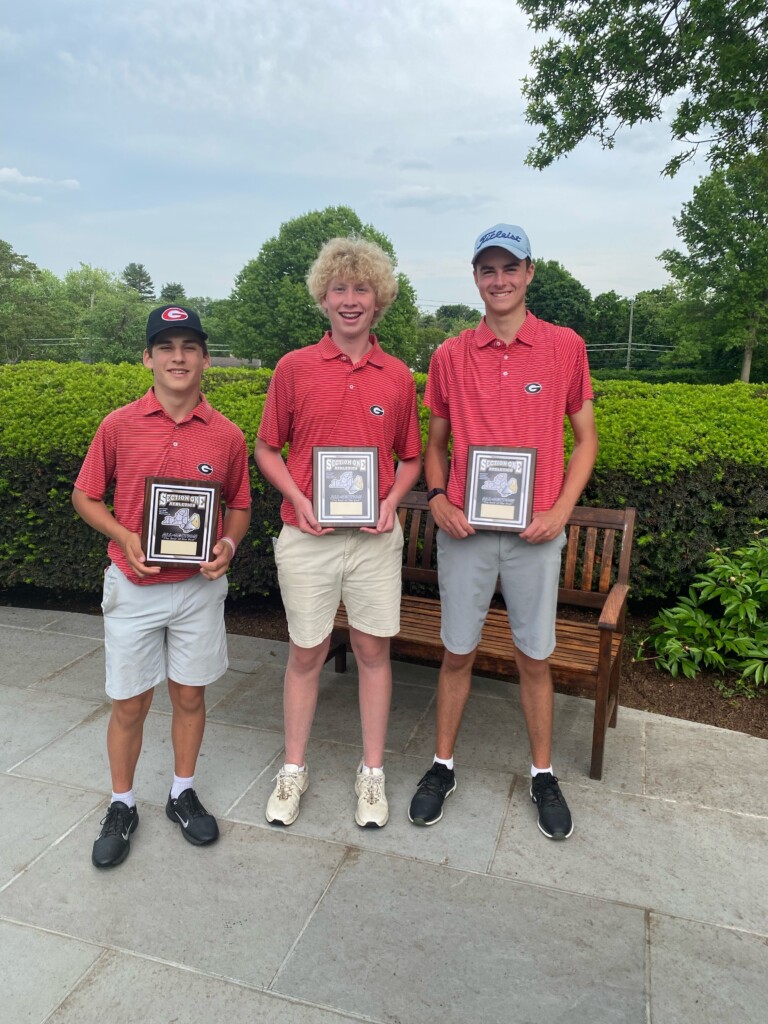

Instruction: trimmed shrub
[591,368,746,385]
[1,363,766,602]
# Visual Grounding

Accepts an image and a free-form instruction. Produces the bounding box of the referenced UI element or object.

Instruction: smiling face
[321,277,379,347]
[143,329,210,404]
[473,247,535,320]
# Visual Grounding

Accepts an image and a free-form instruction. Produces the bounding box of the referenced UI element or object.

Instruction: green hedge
[1,363,766,603]
[591,368,748,385]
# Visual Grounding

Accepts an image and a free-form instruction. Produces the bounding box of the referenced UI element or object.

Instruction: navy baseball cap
[472,223,532,264]
[146,305,208,347]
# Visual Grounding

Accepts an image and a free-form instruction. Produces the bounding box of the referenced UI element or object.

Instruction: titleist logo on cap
[477,229,523,247]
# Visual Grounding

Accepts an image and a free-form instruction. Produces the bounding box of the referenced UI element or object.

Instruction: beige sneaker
[355,765,389,828]
[266,765,308,825]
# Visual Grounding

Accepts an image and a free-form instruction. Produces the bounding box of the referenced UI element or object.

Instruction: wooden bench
[327,491,636,780]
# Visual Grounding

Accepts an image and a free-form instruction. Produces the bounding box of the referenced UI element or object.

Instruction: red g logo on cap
[161,307,189,322]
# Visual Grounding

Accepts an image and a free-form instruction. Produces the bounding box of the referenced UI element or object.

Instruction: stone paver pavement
[1,606,766,1023]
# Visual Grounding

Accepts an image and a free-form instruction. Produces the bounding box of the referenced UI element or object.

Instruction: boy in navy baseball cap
[146,305,209,351]
[73,301,251,868]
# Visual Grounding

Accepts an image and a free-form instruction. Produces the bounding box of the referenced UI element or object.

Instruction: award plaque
[312,447,378,527]
[464,446,536,532]
[141,477,221,566]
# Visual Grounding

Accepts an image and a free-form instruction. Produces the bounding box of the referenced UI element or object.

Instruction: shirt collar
[140,387,212,423]
[318,331,385,368]
[475,311,538,349]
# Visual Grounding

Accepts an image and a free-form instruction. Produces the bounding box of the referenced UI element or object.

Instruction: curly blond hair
[307,237,398,325]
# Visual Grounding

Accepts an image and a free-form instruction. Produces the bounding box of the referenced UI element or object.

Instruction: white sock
[283,763,305,773]
[434,755,454,770]
[171,774,194,799]
[360,764,384,775]
[531,764,553,777]
[111,789,135,808]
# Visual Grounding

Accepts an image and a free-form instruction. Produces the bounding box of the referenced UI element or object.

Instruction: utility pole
[625,298,635,370]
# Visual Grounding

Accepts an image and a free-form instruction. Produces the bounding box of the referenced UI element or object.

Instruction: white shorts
[275,521,404,648]
[101,563,229,700]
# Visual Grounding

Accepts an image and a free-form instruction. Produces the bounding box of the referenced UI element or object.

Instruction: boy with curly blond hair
[256,237,422,828]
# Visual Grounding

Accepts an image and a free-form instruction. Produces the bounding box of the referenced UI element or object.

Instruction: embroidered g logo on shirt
[524,383,542,394]
[370,405,385,416]
[198,463,214,474]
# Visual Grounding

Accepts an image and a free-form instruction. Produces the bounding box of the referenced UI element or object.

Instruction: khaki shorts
[101,563,229,699]
[275,521,404,648]
[437,529,567,660]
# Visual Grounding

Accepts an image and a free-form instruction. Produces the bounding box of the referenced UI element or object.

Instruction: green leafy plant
[647,536,768,695]
[2,364,768,602]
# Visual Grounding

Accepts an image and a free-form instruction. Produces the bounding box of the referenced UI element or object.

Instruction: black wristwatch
[426,488,447,502]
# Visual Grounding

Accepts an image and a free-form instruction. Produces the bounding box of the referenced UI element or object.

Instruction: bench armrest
[598,584,629,632]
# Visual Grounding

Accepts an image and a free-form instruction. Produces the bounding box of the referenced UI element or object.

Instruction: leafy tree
[375,273,420,366]
[228,206,419,367]
[121,262,154,300]
[61,265,157,364]
[159,282,187,304]
[520,1,768,175]
[660,153,768,381]
[0,269,76,363]
[525,259,592,336]
[630,286,682,370]
[198,298,238,358]
[586,291,631,369]
[411,322,446,373]
[1,243,78,362]
[0,239,39,282]
[76,287,148,364]
[64,264,123,310]
[434,303,482,334]
[653,290,730,374]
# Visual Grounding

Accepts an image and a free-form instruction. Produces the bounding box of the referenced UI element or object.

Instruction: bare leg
[515,650,554,768]
[107,688,155,792]
[435,648,477,760]
[168,679,207,777]
[350,628,391,767]
[283,637,331,766]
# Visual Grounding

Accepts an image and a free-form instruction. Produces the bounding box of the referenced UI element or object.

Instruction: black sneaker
[408,763,456,825]
[530,773,573,840]
[92,801,138,868]
[165,788,219,846]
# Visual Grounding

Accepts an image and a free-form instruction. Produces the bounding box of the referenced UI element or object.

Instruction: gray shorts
[436,529,567,660]
[101,563,229,699]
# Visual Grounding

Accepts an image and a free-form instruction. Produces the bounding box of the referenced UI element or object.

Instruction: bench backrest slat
[406,508,422,568]
[563,526,580,590]
[581,528,598,591]
[599,529,617,592]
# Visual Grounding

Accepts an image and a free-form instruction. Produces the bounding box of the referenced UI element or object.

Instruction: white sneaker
[266,766,309,825]
[355,765,389,828]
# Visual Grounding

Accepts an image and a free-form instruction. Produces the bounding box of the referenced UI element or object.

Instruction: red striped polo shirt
[76,388,251,585]
[425,312,593,513]
[258,332,422,526]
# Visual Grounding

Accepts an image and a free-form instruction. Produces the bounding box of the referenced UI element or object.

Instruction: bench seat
[327,492,636,780]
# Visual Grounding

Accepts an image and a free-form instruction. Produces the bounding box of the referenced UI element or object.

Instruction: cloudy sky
[2,0,704,311]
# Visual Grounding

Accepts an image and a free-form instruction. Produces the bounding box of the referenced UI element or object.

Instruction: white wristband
[220,535,237,557]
